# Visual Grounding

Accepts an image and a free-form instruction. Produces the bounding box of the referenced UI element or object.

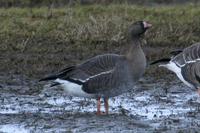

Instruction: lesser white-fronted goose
[39,21,152,115]
[151,43,200,96]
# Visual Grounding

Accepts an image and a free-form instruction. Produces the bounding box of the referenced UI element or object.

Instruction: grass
[1,4,200,78]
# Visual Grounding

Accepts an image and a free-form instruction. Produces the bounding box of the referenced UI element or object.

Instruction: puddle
[0,75,200,132]
[0,124,29,133]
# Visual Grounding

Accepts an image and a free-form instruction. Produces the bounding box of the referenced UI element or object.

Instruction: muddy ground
[1,4,200,133]
[0,73,200,133]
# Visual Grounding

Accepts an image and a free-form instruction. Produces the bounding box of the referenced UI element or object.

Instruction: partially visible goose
[151,43,200,96]
[39,21,152,115]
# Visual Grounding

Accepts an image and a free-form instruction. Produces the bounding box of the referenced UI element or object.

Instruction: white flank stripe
[159,61,193,88]
[178,58,200,67]
[85,70,113,81]
[55,79,94,98]
[72,69,113,82]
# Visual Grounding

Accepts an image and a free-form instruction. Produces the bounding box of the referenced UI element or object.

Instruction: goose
[39,21,152,115]
[151,43,200,96]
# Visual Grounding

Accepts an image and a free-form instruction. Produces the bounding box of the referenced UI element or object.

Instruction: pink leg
[96,97,101,115]
[104,98,109,115]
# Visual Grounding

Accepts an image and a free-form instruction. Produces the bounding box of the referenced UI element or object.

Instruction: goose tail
[39,66,76,82]
[150,58,171,65]
[39,74,58,82]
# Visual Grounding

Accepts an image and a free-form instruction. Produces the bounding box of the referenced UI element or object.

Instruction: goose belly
[160,62,193,88]
[55,79,95,98]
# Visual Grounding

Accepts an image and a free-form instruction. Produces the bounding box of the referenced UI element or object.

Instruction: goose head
[128,21,152,39]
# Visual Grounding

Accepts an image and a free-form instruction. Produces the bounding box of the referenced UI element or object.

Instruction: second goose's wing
[172,43,200,67]
[181,61,200,89]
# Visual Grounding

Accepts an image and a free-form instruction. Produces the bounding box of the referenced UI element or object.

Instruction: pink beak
[143,21,152,28]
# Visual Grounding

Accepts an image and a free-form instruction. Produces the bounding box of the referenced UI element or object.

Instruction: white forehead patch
[143,21,152,28]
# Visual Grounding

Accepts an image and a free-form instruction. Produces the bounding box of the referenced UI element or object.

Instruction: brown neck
[126,38,143,59]
[125,36,146,81]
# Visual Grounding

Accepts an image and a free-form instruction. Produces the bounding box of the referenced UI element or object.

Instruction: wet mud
[0,74,200,132]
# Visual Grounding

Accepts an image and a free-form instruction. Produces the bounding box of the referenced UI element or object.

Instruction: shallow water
[0,75,200,132]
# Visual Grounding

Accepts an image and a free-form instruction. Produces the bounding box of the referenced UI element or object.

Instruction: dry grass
[0,5,200,78]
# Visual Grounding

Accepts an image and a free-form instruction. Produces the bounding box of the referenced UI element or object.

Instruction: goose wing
[172,43,200,67]
[181,60,200,89]
[74,54,123,81]
[39,54,124,84]
[81,59,131,94]
[82,69,116,94]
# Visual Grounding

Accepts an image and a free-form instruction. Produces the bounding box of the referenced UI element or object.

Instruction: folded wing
[181,61,200,88]
[39,54,124,85]
[172,43,200,67]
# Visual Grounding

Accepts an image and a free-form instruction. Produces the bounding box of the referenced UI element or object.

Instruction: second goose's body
[151,43,200,96]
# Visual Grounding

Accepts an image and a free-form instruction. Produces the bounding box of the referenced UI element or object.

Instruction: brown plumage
[39,21,152,115]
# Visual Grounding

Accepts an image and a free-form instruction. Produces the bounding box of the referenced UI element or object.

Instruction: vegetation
[0,0,198,7]
[1,5,200,78]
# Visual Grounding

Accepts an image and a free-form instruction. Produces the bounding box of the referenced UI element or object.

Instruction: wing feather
[68,54,123,81]
[43,54,123,83]
[81,60,132,94]
[172,43,200,67]
[181,61,200,88]
[82,69,118,94]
